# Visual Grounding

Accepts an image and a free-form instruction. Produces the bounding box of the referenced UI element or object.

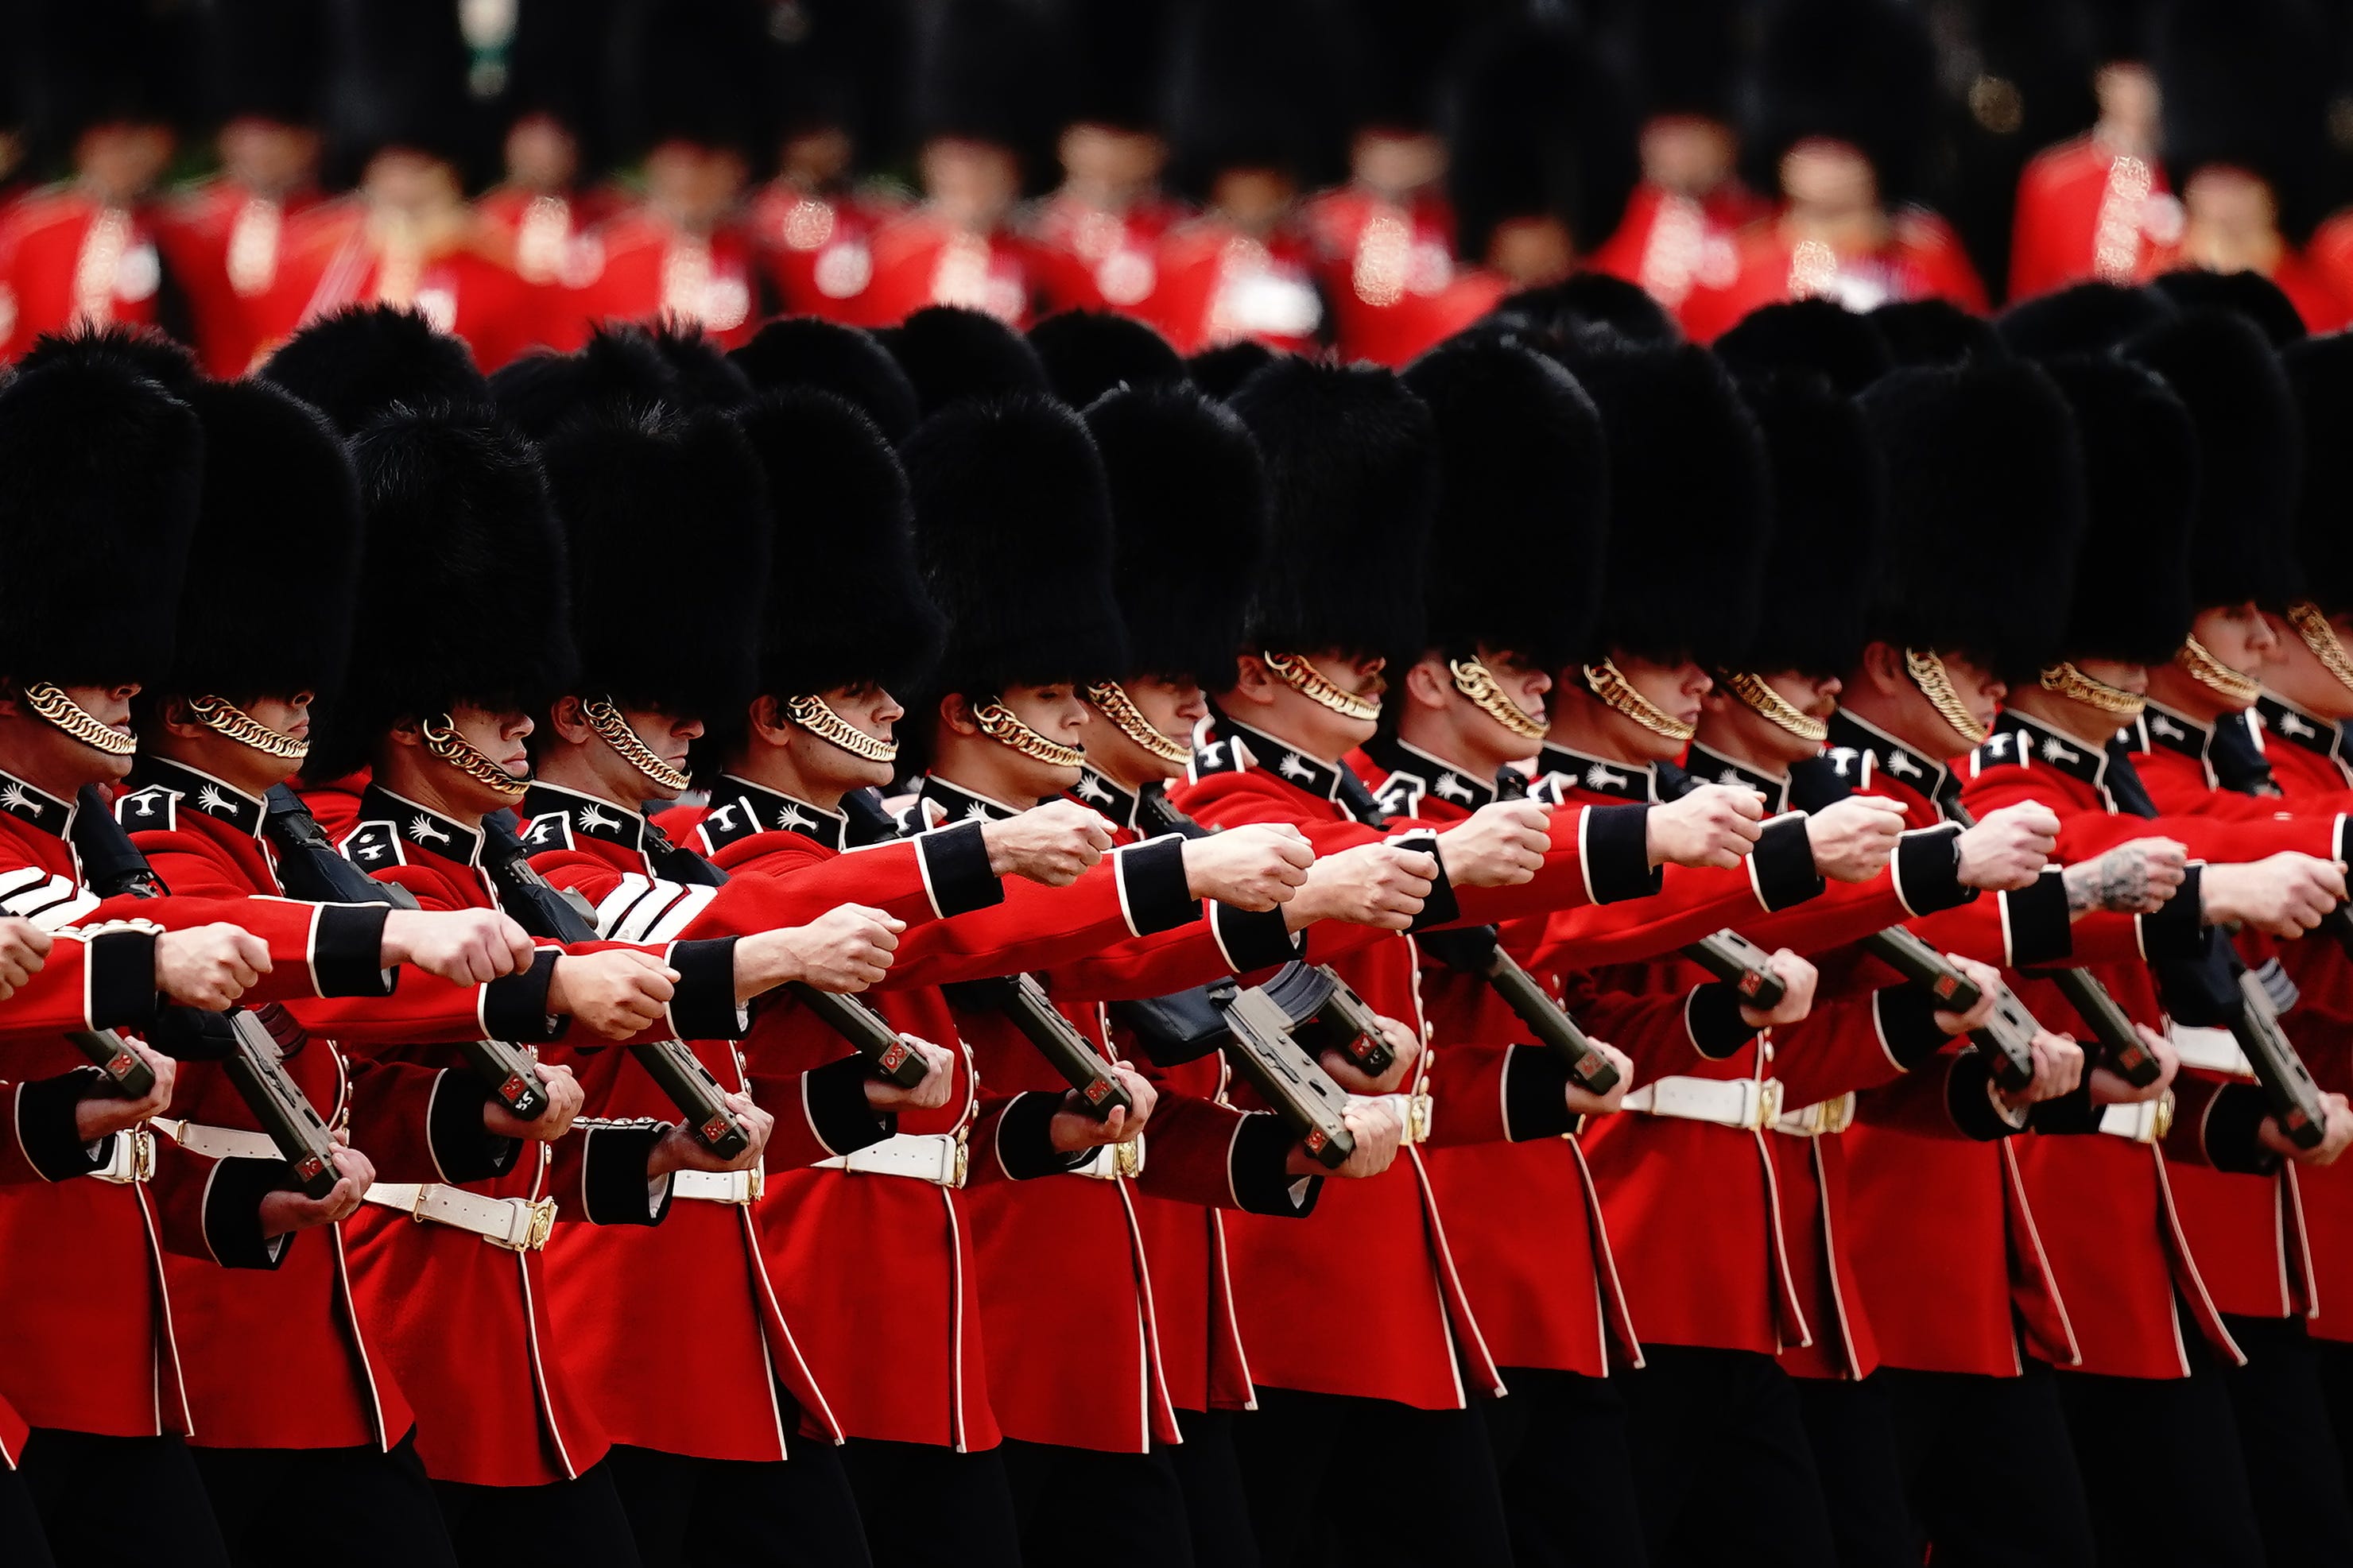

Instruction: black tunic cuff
[2025,1080,2099,1136]
[917,820,1004,919]
[1891,824,1972,917]
[2001,872,2073,968]
[1230,1110,1320,1217]
[1872,985,1956,1070]
[1501,1043,1577,1140]
[1686,983,1760,1059]
[664,938,748,1039]
[16,1070,114,1181]
[483,949,564,1042]
[578,1121,674,1226]
[2201,1082,2282,1177]
[1584,804,1661,904]
[1750,814,1825,912]
[83,924,159,1031]
[2138,865,2207,962]
[991,1090,1090,1181]
[1211,902,1303,974]
[1948,1054,2035,1140]
[203,1157,294,1270]
[311,904,393,998]
[804,1055,892,1156]
[1396,831,1462,931]
[1117,836,1197,936]
[428,1070,521,1184]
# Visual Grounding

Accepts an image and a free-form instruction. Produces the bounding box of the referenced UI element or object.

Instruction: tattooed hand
[2062,837,2188,916]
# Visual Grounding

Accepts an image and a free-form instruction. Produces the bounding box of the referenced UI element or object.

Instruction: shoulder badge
[339,820,406,869]
[114,785,176,831]
[521,811,576,851]
[1374,772,1426,819]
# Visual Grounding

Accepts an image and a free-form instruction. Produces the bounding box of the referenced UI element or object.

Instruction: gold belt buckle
[125,1126,155,1183]
[1114,1138,1143,1179]
[744,1166,764,1203]
[409,1184,435,1223]
[1408,1090,1434,1145]
[952,1132,971,1189]
[503,1196,556,1252]
[1816,1094,1855,1136]
[2151,1090,2176,1143]
[1752,1079,1783,1132]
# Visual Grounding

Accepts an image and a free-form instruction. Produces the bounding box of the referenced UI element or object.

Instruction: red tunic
[750,182,897,326]
[0,185,176,362]
[475,184,630,296]
[153,180,335,375]
[855,211,1041,327]
[560,211,769,351]
[1023,191,1188,319]
[1141,216,1325,356]
[1586,180,1772,328]
[2138,241,2351,332]
[273,204,546,373]
[2006,136,2180,304]
[1679,207,1990,343]
[1296,184,1506,367]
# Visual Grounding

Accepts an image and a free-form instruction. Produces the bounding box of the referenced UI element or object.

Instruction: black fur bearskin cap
[1737,370,1887,676]
[2042,354,2200,664]
[262,305,492,434]
[730,317,922,443]
[1029,310,1189,410]
[879,305,1052,423]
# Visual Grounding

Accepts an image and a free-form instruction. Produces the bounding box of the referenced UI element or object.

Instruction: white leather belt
[2096,1094,2175,1144]
[813,1132,967,1187]
[364,1182,556,1251]
[87,1126,153,1184]
[1771,1092,1855,1137]
[1623,1074,1783,1132]
[670,1167,762,1205]
[1366,1090,1433,1144]
[153,1119,279,1162]
[1068,1136,1145,1180]
[2170,1024,2252,1078]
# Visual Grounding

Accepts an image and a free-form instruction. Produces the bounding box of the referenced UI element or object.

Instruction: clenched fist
[865,1035,958,1113]
[649,1092,774,1178]
[1956,803,2059,892]
[382,908,537,985]
[2263,1092,2353,1166]
[261,1140,375,1237]
[1049,1064,1157,1150]
[1804,796,1905,884]
[1320,1013,1422,1095]
[549,950,677,1038]
[1436,799,1552,889]
[0,916,51,1001]
[2090,1024,2176,1106]
[749,905,903,996]
[983,800,1114,887]
[1286,842,1436,931]
[486,1060,582,1140]
[1647,783,1765,869]
[1738,949,1818,1029]
[1993,1031,2085,1112]
[1564,1039,1634,1118]
[2064,837,2188,916]
[1183,823,1315,911]
[73,1034,174,1140]
[1290,1094,1405,1179]
[2201,853,2348,938]
[156,923,273,1010]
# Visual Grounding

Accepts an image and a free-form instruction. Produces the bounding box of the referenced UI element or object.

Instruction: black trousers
[1614,1344,1835,1568]
[1168,1409,1260,1568]
[433,1461,644,1568]
[2215,1313,2353,1568]
[1232,1386,1514,1568]
[1800,1361,2095,1568]
[1478,1365,1647,1568]
[1000,1437,1192,1568]
[193,1434,460,1568]
[603,1441,872,1568]
[17,1427,230,1568]
[838,1438,1021,1568]
[2056,1319,2264,1568]
[2317,1336,2353,1505]
[0,1458,56,1568]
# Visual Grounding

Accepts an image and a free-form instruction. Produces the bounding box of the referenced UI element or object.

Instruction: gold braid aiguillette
[785,694,899,763]
[1263,652,1380,722]
[1084,683,1191,763]
[583,697,690,792]
[1581,660,1695,742]
[1721,672,1829,743]
[420,715,529,797]
[21,682,136,757]
[1904,649,1991,747]
[1448,657,1548,741]
[2039,661,2146,719]
[972,700,1086,768]
[188,695,308,763]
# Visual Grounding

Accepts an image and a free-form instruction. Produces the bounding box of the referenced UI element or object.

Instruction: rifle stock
[1417,926,1618,1094]
[1860,927,2037,1091]
[1215,982,1357,1167]
[2231,967,2332,1152]
[1683,928,1788,1011]
[948,972,1133,1120]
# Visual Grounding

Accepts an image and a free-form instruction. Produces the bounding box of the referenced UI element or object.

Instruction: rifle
[1416,925,1621,1094]
[1212,981,1358,1167]
[476,815,752,1160]
[261,786,554,1121]
[76,788,340,1196]
[1684,926,1790,1011]
[1859,927,2038,1093]
[2227,956,2332,1152]
[944,971,1134,1120]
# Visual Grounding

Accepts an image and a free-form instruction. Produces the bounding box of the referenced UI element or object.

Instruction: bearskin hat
[1227,358,1436,670]
[1868,299,2010,368]
[1443,14,1637,269]
[903,395,1126,699]
[736,389,942,705]
[1402,337,1607,671]
[2040,354,2198,664]
[502,0,612,165]
[1998,281,2178,358]
[881,307,1051,422]
[2123,308,2304,609]
[1748,0,1939,202]
[1556,335,1769,668]
[909,0,1060,161]
[207,0,325,128]
[162,380,364,705]
[1162,0,1343,191]
[1493,273,1682,347]
[1859,359,2085,681]
[1029,312,1187,409]
[731,319,921,442]
[1061,0,1173,132]
[17,323,200,397]
[2157,0,2332,238]
[2285,332,2353,616]
[1715,300,1894,396]
[617,0,772,157]
[262,306,491,434]
[1337,0,1466,137]
[0,356,201,688]
[2149,269,2310,347]
[319,0,479,182]
[1636,0,1747,123]
[1186,341,1279,402]
[1086,385,1268,688]
[645,319,755,411]
[21,0,195,165]
[312,409,575,778]
[1739,372,1887,676]
[490,330,677,439]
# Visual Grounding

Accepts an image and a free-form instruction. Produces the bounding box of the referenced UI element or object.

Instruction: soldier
[476,0,627,293]
[2006,15,2178,304]
[1025,5,1187,319]
[748,0,905,325]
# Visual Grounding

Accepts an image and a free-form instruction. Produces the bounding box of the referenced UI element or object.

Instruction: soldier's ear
[1401,656,1452,711]
[939,693,983,738]
[1858,643,1907,698]
[545,696,595,746]
[1227,656,1277,709]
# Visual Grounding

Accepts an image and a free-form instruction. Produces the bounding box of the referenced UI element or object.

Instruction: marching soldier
[477,0,626,293]
[2006,21,2177,304]
[1025,6,1186,320]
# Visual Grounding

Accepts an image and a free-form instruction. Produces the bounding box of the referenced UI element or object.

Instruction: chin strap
[1448,657,1548,741]
[21,682,137,757]
[420,714,529,798]
[1581,660,1695,741]
[2039,661,2146,720]
[582,697,689,792]
[2288,602,2353,695]
[2176,636,2263,706]
[1263,652,1380,722]
[1084,683,1190,763]
[1903,649,1991,748]
[972,699,1086,769]
[1721,671,1828,742]
[785,694,898,763]
[188,695,308,763]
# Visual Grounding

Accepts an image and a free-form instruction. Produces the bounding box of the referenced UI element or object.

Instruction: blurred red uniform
[1025,188,1189,318]
[271,203,546,373]
[1679,208,1989,343]
[1298,185,1505,366]
[154,179,335,374]
[1587,180,1772,329]
[2006,137,2180,304]
[0,186,176,362]
[1142,215,1324,355]
[857,210,1041,327]
[750,181,897,325]
[559,209,771,350]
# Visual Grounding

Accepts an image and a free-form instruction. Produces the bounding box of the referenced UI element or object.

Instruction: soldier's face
[1607,656,1708,765]
[505,115,578,192]
[0,682,139,788]
[1463,649,1551,764]
[1929,651,2005,748]
[1077,678,1201,787]
[994,683,1089,794]
[444,703,534,809]
[616,704,700,802]
[1258,652,1385,760]
[2259,610,2353,721]
[1703,670,1838,769]
[2190,604,2279,680]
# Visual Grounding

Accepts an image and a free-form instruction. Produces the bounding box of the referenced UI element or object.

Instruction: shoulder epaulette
[114,785,177,832]
[339,820,407,869]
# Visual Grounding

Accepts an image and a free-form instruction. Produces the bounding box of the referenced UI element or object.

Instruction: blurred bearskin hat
[1747,0,1939,203]
[617,0,772,159]
[1402,337,1607,671]
[1739,372,1887,676]
[1029,312,1187,408]
[541,403,769,722]
[312,408,575,777]
[2157,0,2332,238]
[735,389,941,711]
[881,306,1051,420]
[0,351,201,687]
[1060,0,1173,133]
[320,0,481,184]
[207,0,325,129]
[908,0,1060,168]
[1162,0,1343,193]
[491,327,679,438]
[1444,14,1637,269]
[1085,385,1268,688]
[731,318,921,441]
[2149,269,2310,347]
[2040,354,2198,664]
[1634,0,1749,125]
[1998,280,2178,358]
[1859,358,2085,680]
[17,322,200,397]
[1868,299,2010,367]
[1187,341,1280,401]
[2123,308,2304,608]
[262,305,491,433]
[163,380,364,705]
[21,0,196,168]
[1227,358,1436,669]
[2284,331,2353,616]
[1336,0,1467,138]
[1556,335,1769,668]
[644,319,755,410]
[1492,272,1683,348]
[902,395,1126,699]
[502,0,614,170]
[1715,300,1894,395]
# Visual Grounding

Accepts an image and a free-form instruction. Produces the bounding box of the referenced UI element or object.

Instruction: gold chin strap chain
[972,699,1086,769]
[2176,636,2263,707]
[1722,671,1829,743]
[1084,683,1191,764]
[188,695,308,763]
[2039,661,2146,720]
[420,715,529,798]
[1581,660,1695,742]
[784,694,897,763]
[582,697,689,792]
[1903,649,1991,747]
[1448,657,1548,742]
[1263,652,1380,722]
[21,681,137,757]
[2288,602,2353,695]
